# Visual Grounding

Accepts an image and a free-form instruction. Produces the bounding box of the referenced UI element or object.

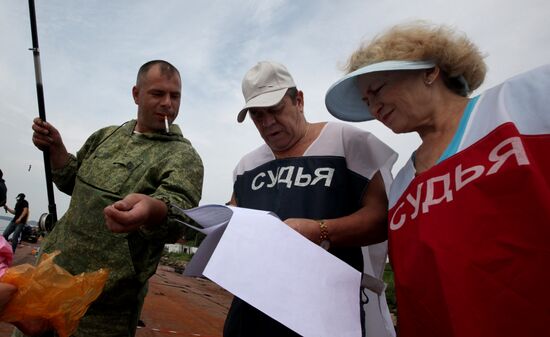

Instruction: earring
[425,80,433,86]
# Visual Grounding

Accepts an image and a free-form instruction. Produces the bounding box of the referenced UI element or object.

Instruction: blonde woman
[326,22,550,337]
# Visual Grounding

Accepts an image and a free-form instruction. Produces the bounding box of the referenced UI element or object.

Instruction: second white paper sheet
[203,206,362,337]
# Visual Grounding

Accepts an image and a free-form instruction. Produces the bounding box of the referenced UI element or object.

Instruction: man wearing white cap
[225,61,397,337]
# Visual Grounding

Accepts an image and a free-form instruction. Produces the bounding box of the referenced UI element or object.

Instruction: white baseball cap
[325,60,436,122]
[237,61,296,123]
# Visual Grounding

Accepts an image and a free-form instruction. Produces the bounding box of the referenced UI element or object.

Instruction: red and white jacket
[388,65,550,337]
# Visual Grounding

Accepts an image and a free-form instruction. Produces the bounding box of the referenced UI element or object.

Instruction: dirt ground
[136,266,232,337]
[0,241,233,337]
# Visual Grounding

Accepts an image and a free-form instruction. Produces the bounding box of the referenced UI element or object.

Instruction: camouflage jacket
[40,119,203,335]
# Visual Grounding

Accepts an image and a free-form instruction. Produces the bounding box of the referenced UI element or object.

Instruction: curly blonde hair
[346,21,487,95]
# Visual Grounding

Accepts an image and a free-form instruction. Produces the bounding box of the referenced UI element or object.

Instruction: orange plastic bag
[0,251,109,337]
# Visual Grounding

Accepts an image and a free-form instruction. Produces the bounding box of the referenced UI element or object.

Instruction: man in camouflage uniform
[25,60,203,337]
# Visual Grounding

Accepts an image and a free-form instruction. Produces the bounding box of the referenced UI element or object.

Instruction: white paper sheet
[182,205,362,337]
[173,204,233,276]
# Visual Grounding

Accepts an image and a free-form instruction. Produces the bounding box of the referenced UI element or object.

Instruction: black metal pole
[28,0,57,227]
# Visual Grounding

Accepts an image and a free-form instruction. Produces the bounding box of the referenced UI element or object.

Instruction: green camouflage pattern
[15,120,203,337]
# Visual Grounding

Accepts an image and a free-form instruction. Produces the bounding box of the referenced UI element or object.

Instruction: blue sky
[1,0,549,220]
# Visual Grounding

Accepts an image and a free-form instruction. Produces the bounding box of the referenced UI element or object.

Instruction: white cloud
[1,0,548,220]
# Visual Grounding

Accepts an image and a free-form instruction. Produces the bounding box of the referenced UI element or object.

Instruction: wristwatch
[318,220,331,250]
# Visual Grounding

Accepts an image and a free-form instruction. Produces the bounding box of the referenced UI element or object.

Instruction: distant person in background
[0,170,7,208]
[325,21,550,337]
[3,194,29,253]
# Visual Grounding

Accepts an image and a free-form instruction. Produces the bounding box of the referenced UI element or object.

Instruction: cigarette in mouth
[164,115,169,133]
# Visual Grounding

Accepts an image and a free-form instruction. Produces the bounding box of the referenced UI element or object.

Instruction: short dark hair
[136,60,180,86]
[0,169,3,179]
[286,87,298,104]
